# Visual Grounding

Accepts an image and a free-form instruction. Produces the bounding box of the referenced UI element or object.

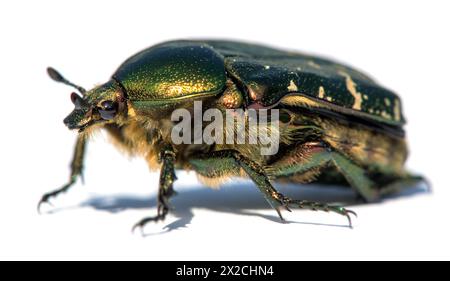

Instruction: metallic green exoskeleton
[39,40,424,231]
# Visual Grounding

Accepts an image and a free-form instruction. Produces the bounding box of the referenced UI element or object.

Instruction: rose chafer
[39,40,425,231]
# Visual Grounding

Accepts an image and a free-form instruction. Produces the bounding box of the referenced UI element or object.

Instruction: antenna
[47,67,86,95]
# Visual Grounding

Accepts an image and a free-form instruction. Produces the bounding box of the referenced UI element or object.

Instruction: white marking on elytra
[338,71,362,110]
[307,61,321,69]
[394,99,401,121]
[287,80,298,92]
[381,110,392,119]
[318,86,325,99]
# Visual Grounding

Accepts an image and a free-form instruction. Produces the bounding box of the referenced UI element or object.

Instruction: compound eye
[98,100,117,120]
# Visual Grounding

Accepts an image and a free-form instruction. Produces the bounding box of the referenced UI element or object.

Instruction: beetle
[39,40,424,231]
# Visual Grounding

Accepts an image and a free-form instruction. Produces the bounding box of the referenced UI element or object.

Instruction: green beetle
[40,40,424,231]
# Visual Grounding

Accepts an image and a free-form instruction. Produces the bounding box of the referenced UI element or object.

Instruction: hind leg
[379,174,429,197]
[267,142,380,202]
[330,153,379,202]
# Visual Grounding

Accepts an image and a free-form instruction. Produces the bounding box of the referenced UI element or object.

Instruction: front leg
[132,145,177,232]
[38,134,87,212]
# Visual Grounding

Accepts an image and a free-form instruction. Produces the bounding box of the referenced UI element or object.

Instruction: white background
[1,0,449,260]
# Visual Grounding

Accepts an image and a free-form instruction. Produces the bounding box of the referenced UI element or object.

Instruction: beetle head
[47,67,126,132]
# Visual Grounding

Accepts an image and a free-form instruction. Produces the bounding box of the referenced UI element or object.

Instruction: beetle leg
[330,153,379,202]
[274,196,357,227]
[190,149,290,218]
[132,146,177,233]
[190,149,355,227]
[267,142,379,202]
[379,174,430,196]
[38,135,87,212]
